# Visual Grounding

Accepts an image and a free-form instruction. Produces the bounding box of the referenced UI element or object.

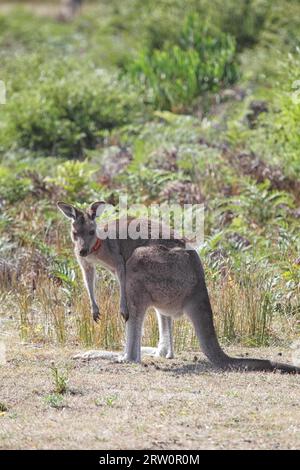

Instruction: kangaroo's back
[126,242,300,373]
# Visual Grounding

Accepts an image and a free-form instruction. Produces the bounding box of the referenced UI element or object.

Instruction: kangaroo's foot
[156,344,174,359]
[141,347,158,357]
[139,346,174,358]
[117,353,141,363]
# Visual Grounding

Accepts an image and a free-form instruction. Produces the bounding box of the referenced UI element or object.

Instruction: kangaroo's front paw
[120,309,129,322]
[92,308,101,323]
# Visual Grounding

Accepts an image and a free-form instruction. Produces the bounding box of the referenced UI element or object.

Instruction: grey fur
[58,202,300,373]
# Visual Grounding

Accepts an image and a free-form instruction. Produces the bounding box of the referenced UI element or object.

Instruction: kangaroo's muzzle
[79,248,88,257]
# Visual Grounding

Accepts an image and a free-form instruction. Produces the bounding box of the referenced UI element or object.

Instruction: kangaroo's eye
[89,230,95,236]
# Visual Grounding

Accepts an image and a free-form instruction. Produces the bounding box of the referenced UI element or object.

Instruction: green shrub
[0,9,64,51]
[1,59,144,159]
[260,0,300,50]
[50,364,69,395]
[129,46,201,111]
[248,53,300,177]
[44,394,64,409]
[0,9,135,76]
[218,181,294,227]
[111,0,268,52]
[129,14,237,110]
[46,160,101,202]
[179,13,238,87]
[214,0,268,50]
[0,166,32,203]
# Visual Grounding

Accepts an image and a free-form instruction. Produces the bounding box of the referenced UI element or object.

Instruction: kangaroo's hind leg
[119,282,150,363]
[115,256,129,322]
[119,306,146,363]
[141,311,174,359]
[155,310,174,359]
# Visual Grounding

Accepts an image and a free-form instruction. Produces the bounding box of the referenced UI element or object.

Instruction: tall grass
[3,263,296,353]
[210,276,274,346]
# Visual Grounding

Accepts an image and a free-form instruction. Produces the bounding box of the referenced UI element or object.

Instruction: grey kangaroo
[57,201,300,373]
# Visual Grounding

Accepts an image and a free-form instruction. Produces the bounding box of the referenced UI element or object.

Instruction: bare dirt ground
[0,2,58,16]
[1,324,299,450]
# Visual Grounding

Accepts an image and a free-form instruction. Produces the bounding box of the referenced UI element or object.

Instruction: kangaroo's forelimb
[79,258,100,322]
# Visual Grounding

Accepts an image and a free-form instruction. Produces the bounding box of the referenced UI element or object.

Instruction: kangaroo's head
[57,201,105,257]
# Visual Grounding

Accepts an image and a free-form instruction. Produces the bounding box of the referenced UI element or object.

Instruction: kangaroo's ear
[57,201,82,220]
[87,201,106,220]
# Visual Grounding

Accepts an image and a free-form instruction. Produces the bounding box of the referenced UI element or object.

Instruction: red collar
[91,237,102,253]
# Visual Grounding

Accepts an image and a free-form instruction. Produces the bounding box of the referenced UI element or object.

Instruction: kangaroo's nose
[79,248,88,257]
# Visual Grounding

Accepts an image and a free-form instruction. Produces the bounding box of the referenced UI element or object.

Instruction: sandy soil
[0,331,299,450]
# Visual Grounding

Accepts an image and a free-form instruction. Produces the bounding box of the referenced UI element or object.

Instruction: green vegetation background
[0,0,299,348]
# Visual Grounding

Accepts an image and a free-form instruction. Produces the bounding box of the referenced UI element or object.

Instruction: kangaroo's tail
[188,254,300,374]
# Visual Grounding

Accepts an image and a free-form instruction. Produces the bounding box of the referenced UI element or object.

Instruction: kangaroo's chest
[86,243,117,274]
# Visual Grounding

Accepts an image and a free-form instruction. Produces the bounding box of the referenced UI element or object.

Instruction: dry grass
[209,276,299,347]
[0,327,299,450]
[0,195,298,451]
[0,267,297,355]
[1,265,299,450]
